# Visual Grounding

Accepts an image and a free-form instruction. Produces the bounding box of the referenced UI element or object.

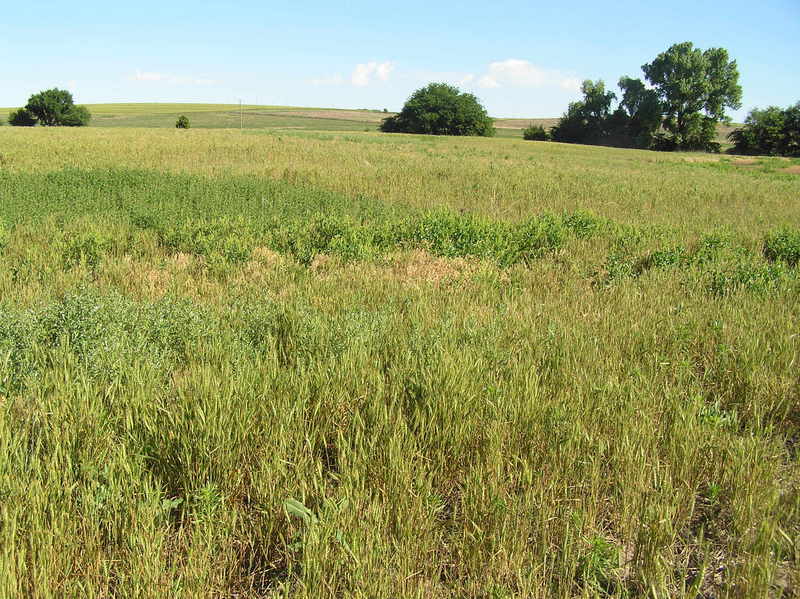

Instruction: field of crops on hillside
[0,126,798,598]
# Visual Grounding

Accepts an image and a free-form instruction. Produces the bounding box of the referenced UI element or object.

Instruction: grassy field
[1,103,532,137]
[0,124,798,598]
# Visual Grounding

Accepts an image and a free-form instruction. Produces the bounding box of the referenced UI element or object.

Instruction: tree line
[381,42,798,156]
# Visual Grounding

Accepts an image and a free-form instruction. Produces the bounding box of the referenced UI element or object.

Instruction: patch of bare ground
[306,250,500,286]
[684,156,722,163]
[782,165,800,174]
[267,110,391,123]
[494,118,559,130]
[387,250,478,284]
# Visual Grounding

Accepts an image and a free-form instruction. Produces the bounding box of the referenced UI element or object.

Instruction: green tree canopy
[642,42,741,150]
[617,76,662,139]
[729,102,800,156]
[550,80,616,144]
[24,88,91,127]
[380,83,495,137]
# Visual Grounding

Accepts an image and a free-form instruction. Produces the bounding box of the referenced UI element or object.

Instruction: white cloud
[129,69,218,86]
[375,62,394,81]
[310,61,395,87]
[475,59,579,91]
[351,61,394,87]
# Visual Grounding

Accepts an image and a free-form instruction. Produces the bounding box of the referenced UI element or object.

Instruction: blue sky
[2,0,798,119]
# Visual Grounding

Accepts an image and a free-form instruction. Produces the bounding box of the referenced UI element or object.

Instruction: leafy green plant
[708,261,787,296]
[763,228,800,266]
[562,210,603,239]
[62,231,114,270]
[176,115,190,129]
[577,535,619,594]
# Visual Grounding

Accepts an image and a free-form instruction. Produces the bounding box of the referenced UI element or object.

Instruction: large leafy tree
[642,42,741,150]
[381,83,494,136]
[23,88,91,127]
[550,80,616,144]
[616,76,662,143]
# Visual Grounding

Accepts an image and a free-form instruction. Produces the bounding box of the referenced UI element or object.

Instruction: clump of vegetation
[158,217,253,264]
[522,123,550,141]
[176,115,190,129]
[62,231,114,271]
[763,228,800,266]
[708,260,787,296]
[8,107,37,127]
[380,82,495,136]
[729,102,800,156]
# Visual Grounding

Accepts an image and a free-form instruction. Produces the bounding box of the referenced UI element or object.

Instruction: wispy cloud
[472,59,580,91]
[129,69,218,86]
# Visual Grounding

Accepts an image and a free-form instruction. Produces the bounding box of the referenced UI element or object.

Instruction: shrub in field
[522,124,550,141]
[8,107,36,126]
[176,115,190,129]
[61,105,91,127]
[729,102,800,157]
[380,83,495,137]
[763,229,800,266]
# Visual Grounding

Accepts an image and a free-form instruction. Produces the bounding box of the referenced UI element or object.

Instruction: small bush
[763,229,800,267]
[61,105,91,127]
[176,115,190,129]
[635,246,687,274]
[8,108,36,127]
[522,124,550,141]
[708,261,787,296]
[562,211,603,239]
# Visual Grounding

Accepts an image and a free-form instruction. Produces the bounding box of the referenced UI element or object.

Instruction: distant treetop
[380,83,495,137]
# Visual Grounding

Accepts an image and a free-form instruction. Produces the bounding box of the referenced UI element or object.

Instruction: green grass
[0,126,798,598]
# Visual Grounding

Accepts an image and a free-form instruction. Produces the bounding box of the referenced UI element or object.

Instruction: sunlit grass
[0,125,798,598]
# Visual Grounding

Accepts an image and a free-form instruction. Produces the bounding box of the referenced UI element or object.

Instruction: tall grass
[0,127,798,597]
